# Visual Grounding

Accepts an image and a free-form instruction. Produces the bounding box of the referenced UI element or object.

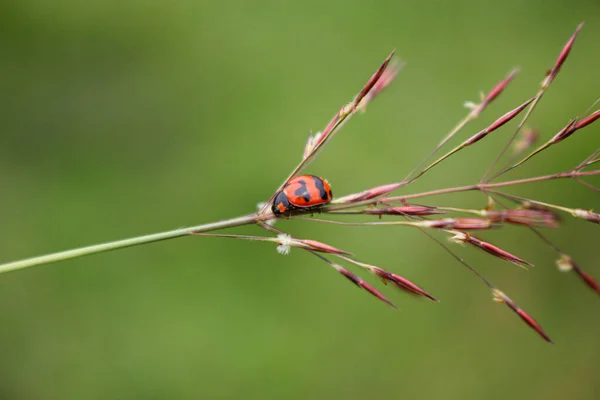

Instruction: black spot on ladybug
[293,180,311,202]
[312,176,329,201]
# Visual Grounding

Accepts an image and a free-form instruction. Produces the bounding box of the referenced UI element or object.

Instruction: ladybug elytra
[271,175,333,215]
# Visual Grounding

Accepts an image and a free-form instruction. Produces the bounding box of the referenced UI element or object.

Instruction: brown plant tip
[485,208,560,228]
[354,51,395,112]
[493,290,553,343]
[474,68,520,116]
[334,182,404,203]
[453,233,533,268]
[363,205,445,217]
[360,59,403,110]
[372,267,439,302]
[299,239,353,255]
[543,22,584,87]
[464,98,534,146]
[335,265,397,308]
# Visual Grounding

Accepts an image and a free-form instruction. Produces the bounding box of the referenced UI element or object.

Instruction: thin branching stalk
[1,22,597,343]
[0,214,258,274]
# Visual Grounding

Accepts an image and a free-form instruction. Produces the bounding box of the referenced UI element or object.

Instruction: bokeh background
[1,1,599,399]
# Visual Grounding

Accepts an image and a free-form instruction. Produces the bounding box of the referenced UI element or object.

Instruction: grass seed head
[549,119,578,144]
[464,98,534,146]
[333,182,404,203]
[485,208,560,228]
[472,68,520,117]
[542,22,583,88]
[574,109,600,130]
[454,233,532,268]
[573,268,600,296]
[571,209,600,224]
[334,265,397,308]
[492,290,553,343]
[363,205,444,216]
[299,239,353,255]
[372,267,438,302]
[555,256,599,295]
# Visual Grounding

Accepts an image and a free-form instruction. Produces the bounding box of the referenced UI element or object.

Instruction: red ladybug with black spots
[271,175,333,215]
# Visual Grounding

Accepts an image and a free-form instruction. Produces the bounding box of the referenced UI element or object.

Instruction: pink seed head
[423,218,492,230]
[318,112,343,146]
[486,98,535,132]
[451,218,493,230]
[573,268,600,296]
[473,69,519,116]
[516,309,553,343]
[557,257,600,296]
[335,182,404,203]
[465,234,532,268]
[372,267,438,302]
[572,209,600,224]
[354,51,395,112]
[464,98,534,146]
[422,219,455,229]
[553,23,583,74]
[364,205,444,216]
[388,273,439,302]
[360,280,397,308]
[543,22,583,87]
[335,265,396,308]
[492,289,553,343]
[359,59,402,110]
[486,209,560,228]
[299,239,353,255]
[574,109,600,130]
[337,266,362,287]
[549,119,578,144]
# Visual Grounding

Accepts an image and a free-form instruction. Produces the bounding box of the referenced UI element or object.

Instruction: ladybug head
[271,191,291,216]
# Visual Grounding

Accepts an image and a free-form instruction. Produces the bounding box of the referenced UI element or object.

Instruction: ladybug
[271,175,333,215]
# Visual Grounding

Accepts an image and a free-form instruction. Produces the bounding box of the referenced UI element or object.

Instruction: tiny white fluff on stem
[449,232,467,245]
[463,101,478,110]
[276,234,293,255]
[556,255,573,272]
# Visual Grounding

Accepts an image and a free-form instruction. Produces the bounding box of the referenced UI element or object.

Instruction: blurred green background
[1,1,599,399]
